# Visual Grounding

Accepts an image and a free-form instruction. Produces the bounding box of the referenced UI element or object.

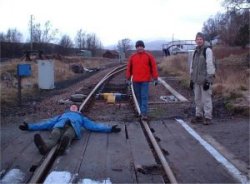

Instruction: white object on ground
[0,168,25,184]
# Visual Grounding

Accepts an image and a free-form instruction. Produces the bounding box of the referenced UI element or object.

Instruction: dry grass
[214,67,249,96]
[158,54,190,87]
[213,45,249,59]
[0,56,115,106]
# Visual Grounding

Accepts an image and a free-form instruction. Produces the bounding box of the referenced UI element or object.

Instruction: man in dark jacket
[190,32,215,125]
[126,40,159,121]
[19,105,121,155]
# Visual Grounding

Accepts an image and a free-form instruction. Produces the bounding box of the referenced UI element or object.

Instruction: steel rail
[28,146,58,183]
[130,80,178,184]
[79,65,126,112]
[130,77,141,115]
[158,77,188,102]
[28,65,126,184]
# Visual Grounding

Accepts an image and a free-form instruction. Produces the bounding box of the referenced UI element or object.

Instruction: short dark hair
[195,32,205,40]
[135,40,145,48]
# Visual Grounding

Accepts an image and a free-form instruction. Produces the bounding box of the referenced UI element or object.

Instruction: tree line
[202,0,249,48]
[0,19,104,58]
[0,20,103,50]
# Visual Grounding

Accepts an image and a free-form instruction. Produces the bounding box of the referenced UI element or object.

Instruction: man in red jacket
[126,40,159,120]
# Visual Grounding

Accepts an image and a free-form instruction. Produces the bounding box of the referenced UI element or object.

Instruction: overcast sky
[0,0,224,46]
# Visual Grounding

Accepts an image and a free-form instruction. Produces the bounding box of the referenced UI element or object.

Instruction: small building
[77,50,92,58]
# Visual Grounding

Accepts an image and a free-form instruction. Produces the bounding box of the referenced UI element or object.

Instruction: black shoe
[34,134,48,155]
[57,136,70,155]
[141,115,148,121]
[204,118,212,125]
[190,116,203,124]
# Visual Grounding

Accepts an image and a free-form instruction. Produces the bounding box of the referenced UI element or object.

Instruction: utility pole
[30,15,33,50]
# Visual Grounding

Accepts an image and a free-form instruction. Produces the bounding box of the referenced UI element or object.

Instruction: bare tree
[3,28,23,42]
[202,0,249,48]
[75,29,86,49]
[31,23,42,43]
[222,0,250,10]
[117,38,132,57]
[42,21,58,43]
[86,33,101,49]
[220,8,249,47]
[0,32,6,41]
[202,17,219,41]
[59,35,74,48]
[235,23,249,48]
[31,20,58,43]
[86,33,102,56]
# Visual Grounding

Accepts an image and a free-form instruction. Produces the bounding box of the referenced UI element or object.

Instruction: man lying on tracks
[19,105,121,155]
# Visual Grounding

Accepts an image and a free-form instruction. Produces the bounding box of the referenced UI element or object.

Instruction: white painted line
[158,77,188,102]
[175,119,249,184]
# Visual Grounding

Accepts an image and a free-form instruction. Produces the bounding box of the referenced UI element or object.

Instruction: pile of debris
[102,50,119,59]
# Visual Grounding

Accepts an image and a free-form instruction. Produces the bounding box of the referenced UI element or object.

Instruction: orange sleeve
[149,54,159,79]
[126,57,132,80]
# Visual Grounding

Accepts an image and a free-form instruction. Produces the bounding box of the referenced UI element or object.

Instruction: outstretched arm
[81,116,112,133]
[80,115,122,133]
[20,115,60,131]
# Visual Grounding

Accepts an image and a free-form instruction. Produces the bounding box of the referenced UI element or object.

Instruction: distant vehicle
[170,47,188,55]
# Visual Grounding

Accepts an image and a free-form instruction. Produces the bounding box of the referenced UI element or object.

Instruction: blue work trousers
[133,82,149,115]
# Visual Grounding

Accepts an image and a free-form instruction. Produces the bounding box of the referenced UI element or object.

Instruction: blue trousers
[133,82,149,115]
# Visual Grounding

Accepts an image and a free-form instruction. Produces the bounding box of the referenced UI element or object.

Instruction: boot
[57,135,70,155]
[204,118,212,125]
[141,115,148,121]
[34,134,49,155]
[191,116,203,124]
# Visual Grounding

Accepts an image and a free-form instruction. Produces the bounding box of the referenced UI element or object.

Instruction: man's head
[70,105,78,112]
[135,40,145,53]
[195,32,205,47]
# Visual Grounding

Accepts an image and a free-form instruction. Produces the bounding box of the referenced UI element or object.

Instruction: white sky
[0,0,224,46]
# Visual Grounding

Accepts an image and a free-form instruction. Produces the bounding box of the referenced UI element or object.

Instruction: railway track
[27,64,179,183]
[1,64,248,183]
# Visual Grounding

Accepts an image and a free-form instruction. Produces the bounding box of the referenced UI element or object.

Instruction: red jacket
[126,51,158,82]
